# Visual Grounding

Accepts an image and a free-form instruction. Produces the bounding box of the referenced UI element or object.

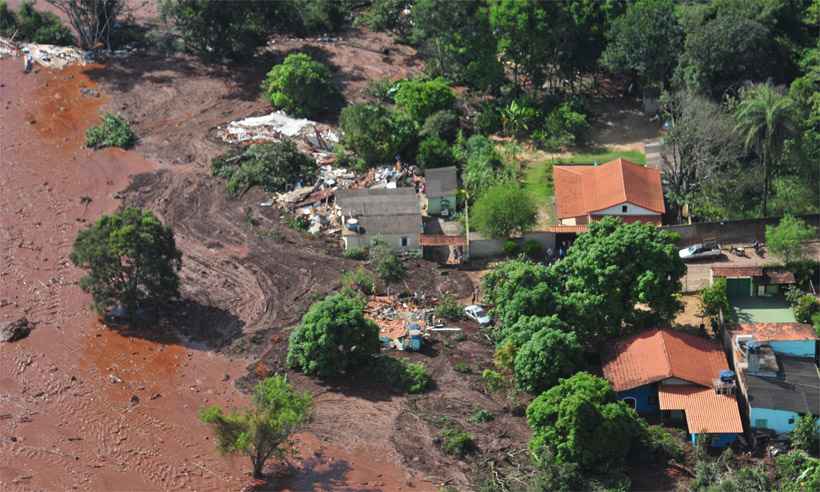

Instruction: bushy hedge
[85,113,136,149]
[263,53,340,118]
[394,77,455,124]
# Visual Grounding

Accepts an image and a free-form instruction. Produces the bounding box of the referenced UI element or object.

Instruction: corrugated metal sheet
[659,385,743,434]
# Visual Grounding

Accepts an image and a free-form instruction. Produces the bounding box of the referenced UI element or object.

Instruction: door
[726,278,751,298]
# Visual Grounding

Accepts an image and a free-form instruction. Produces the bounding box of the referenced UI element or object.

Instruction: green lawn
[551,149,647,166]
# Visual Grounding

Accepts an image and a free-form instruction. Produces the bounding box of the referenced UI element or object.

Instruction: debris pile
[216,111,340,157]
[0,37,90,69]
[0,317,32,343]
[365,295,436,351]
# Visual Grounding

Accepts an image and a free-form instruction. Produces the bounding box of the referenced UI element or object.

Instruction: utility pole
[464,191,471,260]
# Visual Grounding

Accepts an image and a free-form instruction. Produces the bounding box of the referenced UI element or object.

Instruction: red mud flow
[0,59,429,491]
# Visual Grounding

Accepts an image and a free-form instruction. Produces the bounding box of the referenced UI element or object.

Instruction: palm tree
[734,83,798,216]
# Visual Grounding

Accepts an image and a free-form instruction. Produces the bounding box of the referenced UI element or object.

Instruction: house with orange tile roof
[602,329,744,447]
[552,158,665,226]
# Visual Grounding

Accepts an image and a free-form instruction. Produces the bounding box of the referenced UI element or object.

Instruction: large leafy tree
[734,83,799,216]
[393,77,456,125]
[557,0,626,86]
[263,53,340,118]
[481,259,556,328]
[410,0,503,90]
[766,214,817,265]
[339,103,414,166]
[456,135,514,201]
[200,375,312,479]
[287,292,380,377]
[212,140,317,195]
[600,0,683,89]
[70,208,182,317]
[514,327,583,394]
[552,217,685,344]
[488,0,552,92]
[527,372,642,472]
[471,183,537,239]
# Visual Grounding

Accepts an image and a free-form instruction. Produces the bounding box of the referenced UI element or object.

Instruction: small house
[552,158,665,225]
[424,166,458,216]
[336,188,422,252]
[710,266,796,298]
[728,324,819,435]
[603,329,744,447]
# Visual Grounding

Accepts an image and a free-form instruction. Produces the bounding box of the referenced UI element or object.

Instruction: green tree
[416,136,454,169]
[456,134,514,200]
[600,0,683,88]
[734,83,799,216]
[5,1,75,45]
[369,238,406,283]
[514,327,583,394]
[791,413,819,455]
[339,103,414,166]
[552,217,685,345]
[410,0,503,90]
[70,208,182,317]
[498,313,564,348]
[766,214,817,264]
[471,183,537,239]
[481,259,555,328]
[200,375,312,479]
[212,140,317,195]
[287,292,380,377]
[526,372,642,472]
[85,113,136,149]
[699,277,730,320]
[775,450,820,491]
[263,53,339,118]
[419,110,459,142]
[393,77,455,124]
[488,0,551,92]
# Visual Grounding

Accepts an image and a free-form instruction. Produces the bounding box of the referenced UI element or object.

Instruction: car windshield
[474,308,486,317]
[687,246,699,253]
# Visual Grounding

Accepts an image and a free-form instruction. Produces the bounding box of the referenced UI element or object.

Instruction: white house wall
[591,202,658,216]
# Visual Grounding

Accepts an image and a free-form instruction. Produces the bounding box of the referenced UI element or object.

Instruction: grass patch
[85,113,136,149]
[440,428,476,457]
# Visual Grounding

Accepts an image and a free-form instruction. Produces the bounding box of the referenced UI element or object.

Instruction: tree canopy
[287,292,380,377]
[263,53,340,118]
[471,183,537,239]
[514,326,583,394]
[393,77,456,124]
[766,214,817,264]
[200,375,312,478]
[340,103,414,167]
[212,141,317,196]
[70,208,182,317]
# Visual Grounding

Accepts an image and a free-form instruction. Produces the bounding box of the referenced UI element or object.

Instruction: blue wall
[617,384,659,414]
[769,340,816,358]
[692,433,737,448]
[750,407,820,434]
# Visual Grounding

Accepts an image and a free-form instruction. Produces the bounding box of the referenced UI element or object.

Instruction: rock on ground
[0,317,32,342]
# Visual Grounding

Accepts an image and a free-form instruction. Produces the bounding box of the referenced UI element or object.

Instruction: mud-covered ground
[0,26,551,490]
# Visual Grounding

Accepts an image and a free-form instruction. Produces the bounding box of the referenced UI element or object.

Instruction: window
[621,205,628,213]
[401,236,408,247]
[622,397,637,410]
[788,418,795,424]
[754,419,768,429]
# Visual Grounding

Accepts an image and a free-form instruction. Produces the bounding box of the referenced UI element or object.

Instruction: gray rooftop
[425,166,458,198]
[744,355,820,415]
[336,187,420,216]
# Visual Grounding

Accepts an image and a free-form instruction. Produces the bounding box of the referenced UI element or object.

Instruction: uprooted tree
[46,0,126,50]
[70,207,182,318]
[200,375,312,479]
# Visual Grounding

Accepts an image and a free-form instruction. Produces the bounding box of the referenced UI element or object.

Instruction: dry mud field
[0,30,540,491]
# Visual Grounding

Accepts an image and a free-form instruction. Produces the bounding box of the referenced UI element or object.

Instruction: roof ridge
[659,329,675,380]
[616,159,628,205]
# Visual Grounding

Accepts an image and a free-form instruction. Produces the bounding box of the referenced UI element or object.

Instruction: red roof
[711,266,764,278]
[659,385,743,434]
[602,329,730,392]
[733,323,818,342]
[542,225,588,233]
[419,234,466,246]
[553,159,665,219]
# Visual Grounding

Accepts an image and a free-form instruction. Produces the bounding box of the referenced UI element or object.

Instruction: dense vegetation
[263,53,340,118]
[70,208,182,317]
[0,0,74,45]
[212,140,317,196]
[85,113,136,149]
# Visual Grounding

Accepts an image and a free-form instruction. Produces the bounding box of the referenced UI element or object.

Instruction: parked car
[679,242,722,261]
[464,305,492,326]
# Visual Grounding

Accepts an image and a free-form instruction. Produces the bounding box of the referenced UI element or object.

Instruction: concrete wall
[592,202,657,216]
[468,232,557,259]
[344,233,420,252]
[769,340,817,358]
[750,407,820,435]
[663,214,820,247]
[692,433,738,448]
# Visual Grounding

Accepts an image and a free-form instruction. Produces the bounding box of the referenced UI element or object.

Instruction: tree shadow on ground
[256,457,382,492]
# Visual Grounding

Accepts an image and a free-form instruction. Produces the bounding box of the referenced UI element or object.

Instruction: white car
[464,305,492,326]
[679,242,722,261]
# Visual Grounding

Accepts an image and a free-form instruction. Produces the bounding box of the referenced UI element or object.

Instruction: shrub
[503,239,519,256]
[699,277,730,319]
[457,134,514,200]
[212,141,317,196]
[481,369,504,392]
[440,428,476,457]
[473,101,502,134]
[535,102,589,151]
[368,356,433,394]
[291,0,346,34]
[287,292,380,377]
[501,99,540,138]
[420,110,459,142]
[394,77,456,124]
[364,78,395,102]
[791,413,819,455]
[473,184,537,239]
[263,53,339,118]
[637,425,684,463]
[522,239,542,259]
[369,239,406,283]
[340,103,415,166]
[794,295,820,324]
[4,1,74,45]
[286,214,311,232]
[469,409,495,424]
[435,293,462,320]
[343,246,369,260]
[416,136,454,169]
[85,113,136,149]
[341,266,375,295]
[453,361,472,374]
[766,214,817,265]
[493,339,517,371]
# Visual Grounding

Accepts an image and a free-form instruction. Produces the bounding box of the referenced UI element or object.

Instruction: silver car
[679,242,722,261]
[464,305,492,326]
